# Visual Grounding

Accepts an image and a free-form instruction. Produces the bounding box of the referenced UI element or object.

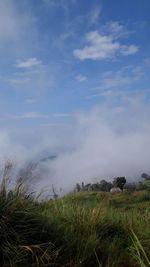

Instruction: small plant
[130,230,150,267]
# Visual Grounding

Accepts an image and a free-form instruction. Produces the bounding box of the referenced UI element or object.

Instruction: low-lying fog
[0,100,150,195]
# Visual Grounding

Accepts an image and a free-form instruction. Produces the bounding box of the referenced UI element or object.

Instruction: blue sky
[1,0,150,189]
[0,0,150,128]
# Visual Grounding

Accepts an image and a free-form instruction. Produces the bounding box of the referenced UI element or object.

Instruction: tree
[113,177,126,190]
[141,173,150,180]
[76,183,81,192]
[124,182,136,192]
[99,180,113,192]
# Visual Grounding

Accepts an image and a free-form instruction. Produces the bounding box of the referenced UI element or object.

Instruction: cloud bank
[0,100,150,193]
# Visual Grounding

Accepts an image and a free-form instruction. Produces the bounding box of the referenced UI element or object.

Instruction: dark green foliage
[76,183,81,192]
[137,191,150,202]
[0,182,59,267]
[113,176,126,190]
[99,179,113,191]
[75,180,113,192]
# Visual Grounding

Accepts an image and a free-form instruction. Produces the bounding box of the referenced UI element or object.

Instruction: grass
[0,178,150,267]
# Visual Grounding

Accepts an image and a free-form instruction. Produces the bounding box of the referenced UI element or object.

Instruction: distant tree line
[75,173,150,193]
[75,177,126,192]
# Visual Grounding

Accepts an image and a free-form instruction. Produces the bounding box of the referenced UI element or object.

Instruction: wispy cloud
[43,0,77,13]
[102,65,143,89]
[0,0,37,58]
[89,5,101,25]
[86,63,145,101]
[76,74,88,82]
[0,112,49,121]
[16,58,42,69]
[7,64,54,97]
[53,113,72,118]
[121,45,139,55]
[0,0,18,40]
[105,21,129,38]
[74,28,138,60]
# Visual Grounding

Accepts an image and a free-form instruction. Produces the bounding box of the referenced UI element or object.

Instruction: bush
[0,181,59,267]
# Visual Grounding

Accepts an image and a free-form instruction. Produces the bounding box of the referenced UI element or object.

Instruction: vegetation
[0,163,150,266]
[75,173,150,193]
[113,176,126,190]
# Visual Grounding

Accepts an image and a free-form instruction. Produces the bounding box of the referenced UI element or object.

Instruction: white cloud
[74,30,138,60]
[76,74,88,82]
[121,45,139,55]
[74,31,119,60]
[45,102,150,190]
[16,58,42,69]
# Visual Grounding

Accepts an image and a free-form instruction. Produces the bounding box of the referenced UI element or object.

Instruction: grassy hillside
[0,182,150,267]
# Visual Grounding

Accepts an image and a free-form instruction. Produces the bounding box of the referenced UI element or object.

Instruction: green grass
[0,180,150,267]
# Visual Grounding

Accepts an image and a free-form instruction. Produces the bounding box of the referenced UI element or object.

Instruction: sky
[0,0,150,191]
